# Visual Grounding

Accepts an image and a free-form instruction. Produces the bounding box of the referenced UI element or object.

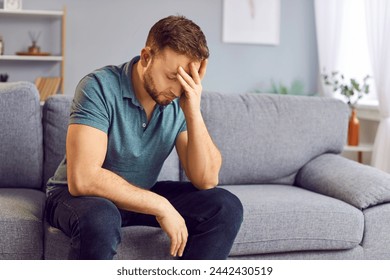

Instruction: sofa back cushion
[0,82,43,189]
[42,95,180,187]
[42,95,73,187]
[200,92,349,185]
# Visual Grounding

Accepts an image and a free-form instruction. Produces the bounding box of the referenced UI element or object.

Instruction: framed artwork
[223,0,280,45]
[4,0,23,10]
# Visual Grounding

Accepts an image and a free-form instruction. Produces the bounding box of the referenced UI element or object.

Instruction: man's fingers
[199,59,208,81]
[178,66,196,88]
[190,63,201,85]
[176,72,192,95]
[178,229,188,257]
[170,236,178,257]
[169,228,188,257]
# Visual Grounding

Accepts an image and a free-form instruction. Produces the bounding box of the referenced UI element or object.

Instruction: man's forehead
[156,48,200,72]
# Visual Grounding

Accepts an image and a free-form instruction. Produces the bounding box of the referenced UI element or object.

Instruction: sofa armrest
[295,153,390,209]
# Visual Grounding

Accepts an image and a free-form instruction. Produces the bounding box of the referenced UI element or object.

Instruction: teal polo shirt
[47,56,187,192]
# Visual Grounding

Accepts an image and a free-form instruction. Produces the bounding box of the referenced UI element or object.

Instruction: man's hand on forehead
[176,59,208,117]
[177,59,207,83]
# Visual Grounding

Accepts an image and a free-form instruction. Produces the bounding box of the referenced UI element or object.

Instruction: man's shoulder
[75,62,129,100]
[81,63,126,87]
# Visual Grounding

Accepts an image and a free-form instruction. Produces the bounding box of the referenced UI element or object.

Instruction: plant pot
[348,108,359,146]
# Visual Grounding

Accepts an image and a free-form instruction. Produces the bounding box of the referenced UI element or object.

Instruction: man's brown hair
[146,15,209,61]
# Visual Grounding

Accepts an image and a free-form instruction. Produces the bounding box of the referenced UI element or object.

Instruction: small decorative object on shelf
[16,31,51,56]
[0,73,9,82]
[322,70,371,146]
[28,31,41,54]
[4,0,22,11]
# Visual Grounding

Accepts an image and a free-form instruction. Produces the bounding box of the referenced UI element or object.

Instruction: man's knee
[68,197,122,259]
[204,188,244,230]
[76,197,122,237]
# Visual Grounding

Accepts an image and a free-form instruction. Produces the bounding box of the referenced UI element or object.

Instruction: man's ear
[140,47,152,67]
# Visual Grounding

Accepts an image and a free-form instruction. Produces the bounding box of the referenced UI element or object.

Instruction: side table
[343,144,374,164]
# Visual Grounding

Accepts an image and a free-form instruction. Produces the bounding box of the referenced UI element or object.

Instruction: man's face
[143,48,200,106]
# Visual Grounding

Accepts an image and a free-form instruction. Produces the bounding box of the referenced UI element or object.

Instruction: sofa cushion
[222,184,364,256]
[0,188,45,259]
[200,92,349,185]
[42,95,73,188]
[45,184,363,259]
[296,153,390,210]
[0,82,43,189]
[362,204,390,259]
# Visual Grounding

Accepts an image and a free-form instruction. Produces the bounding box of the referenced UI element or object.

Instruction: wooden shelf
[0,55,63,61]
[0,7,66,93]
[0,9,63,17]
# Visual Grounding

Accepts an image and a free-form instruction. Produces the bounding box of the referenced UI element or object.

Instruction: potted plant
[322,71,370,146]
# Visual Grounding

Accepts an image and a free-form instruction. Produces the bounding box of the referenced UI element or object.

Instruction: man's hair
[146,15,209,61]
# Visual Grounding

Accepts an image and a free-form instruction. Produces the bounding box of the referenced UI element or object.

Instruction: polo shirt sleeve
[69,75,110,134]
[179,120,187,133]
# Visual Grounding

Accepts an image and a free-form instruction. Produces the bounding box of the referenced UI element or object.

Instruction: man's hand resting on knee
[156,201,188,258]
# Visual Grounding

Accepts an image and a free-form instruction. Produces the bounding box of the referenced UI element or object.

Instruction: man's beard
[144,69,178,106]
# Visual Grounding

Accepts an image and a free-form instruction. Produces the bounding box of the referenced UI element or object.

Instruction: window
[337,0,377,104]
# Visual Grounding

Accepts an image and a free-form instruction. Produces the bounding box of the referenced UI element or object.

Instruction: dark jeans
[45,181,244,260]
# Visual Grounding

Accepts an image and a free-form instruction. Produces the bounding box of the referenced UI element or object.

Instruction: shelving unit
[0,7,66,93]
[0,9,63,17]
[0,55,63,61]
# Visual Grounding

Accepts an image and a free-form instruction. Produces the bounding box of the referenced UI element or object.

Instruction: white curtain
[314,0,345,97]
[365,0,390,172]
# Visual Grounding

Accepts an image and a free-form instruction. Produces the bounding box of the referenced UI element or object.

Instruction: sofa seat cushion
[0,188,45,259]
[221,184,364,256]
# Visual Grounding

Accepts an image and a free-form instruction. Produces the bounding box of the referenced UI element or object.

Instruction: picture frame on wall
[4,0,23,11]
[223,0,280,45]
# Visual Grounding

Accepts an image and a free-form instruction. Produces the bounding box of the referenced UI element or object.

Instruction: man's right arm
[66,123,188,257]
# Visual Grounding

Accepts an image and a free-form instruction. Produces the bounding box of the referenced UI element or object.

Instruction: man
[46,15,243,260]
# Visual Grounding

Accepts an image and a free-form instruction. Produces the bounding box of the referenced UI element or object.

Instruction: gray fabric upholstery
[42,95,73,188]
[0,82,43,189]
[200,92,349,185]
[157,150,180,181]
[0,188,45,259]
[222,185,363,255]
[229,246,364,260]
[362,204,390,259]
[295,153,390,209]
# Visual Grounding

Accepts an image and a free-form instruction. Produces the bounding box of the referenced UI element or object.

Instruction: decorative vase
[348,108,359,146]
[28,41,40,54]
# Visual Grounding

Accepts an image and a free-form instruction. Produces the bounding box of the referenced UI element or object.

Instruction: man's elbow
[68,177,85,197]
[67,170,93,197]
[193,177,219,190]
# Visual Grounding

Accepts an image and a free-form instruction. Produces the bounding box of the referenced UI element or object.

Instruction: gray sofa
[1,81,390,260]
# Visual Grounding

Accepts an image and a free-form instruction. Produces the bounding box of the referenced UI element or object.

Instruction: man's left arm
[175,60,222,190]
